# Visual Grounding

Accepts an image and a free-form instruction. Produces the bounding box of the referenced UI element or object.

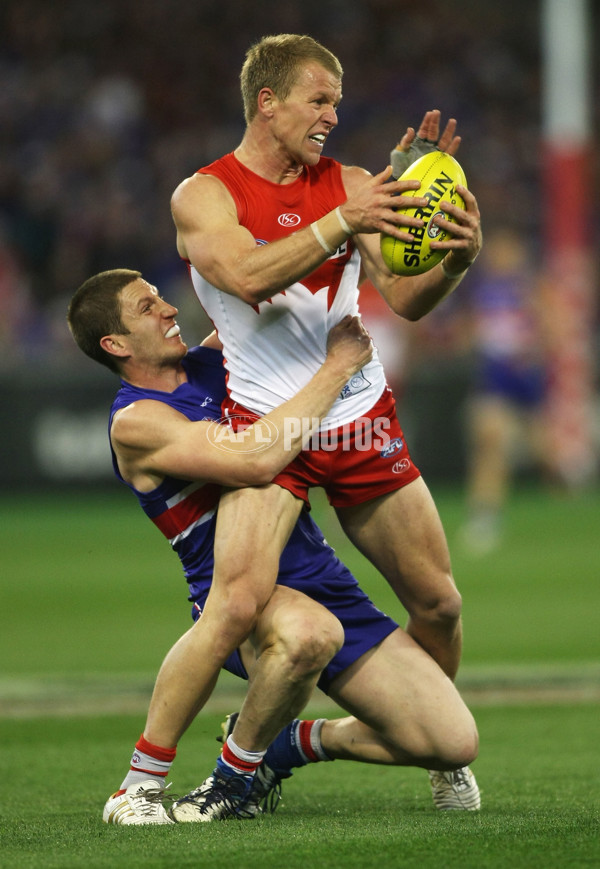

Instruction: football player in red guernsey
[171,33,482,814]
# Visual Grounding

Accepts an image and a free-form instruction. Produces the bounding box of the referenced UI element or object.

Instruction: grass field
[0,486,599,867]
[1,705,598,869]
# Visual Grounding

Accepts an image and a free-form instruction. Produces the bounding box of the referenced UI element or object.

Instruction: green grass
[0,487,599,867]
[1,485,599,679]
[1,705,598,869]
[0,491,190,677]
[313,485,600,667]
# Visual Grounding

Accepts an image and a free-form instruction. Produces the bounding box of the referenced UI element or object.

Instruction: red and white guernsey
[190,153,387,431]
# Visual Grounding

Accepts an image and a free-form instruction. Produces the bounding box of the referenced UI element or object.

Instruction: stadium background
[1,3,599,864]
[4,0,599,488]
[0,0,600,693]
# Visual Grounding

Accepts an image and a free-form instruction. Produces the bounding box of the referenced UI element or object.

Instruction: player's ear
[257,87,277,117]
[100,334,129,358]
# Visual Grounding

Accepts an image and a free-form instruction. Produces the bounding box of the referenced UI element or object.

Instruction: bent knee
[411,582,463,626]
[431,714,479,770]
[284,612,344,675]
[388,702,478,770]
[444,725,479,769]
[208,590,264,649]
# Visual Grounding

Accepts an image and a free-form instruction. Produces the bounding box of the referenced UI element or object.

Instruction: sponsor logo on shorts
[392,458,411,474]
[380,437,404,458]
[132,753,141,765]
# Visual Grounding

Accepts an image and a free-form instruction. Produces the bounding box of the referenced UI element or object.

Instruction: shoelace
[176,773,255,820]
[217,716,285,815]
[448,769,471,790]
[251,766,283,814]
[131,783,174,816]
[208,756,284,815]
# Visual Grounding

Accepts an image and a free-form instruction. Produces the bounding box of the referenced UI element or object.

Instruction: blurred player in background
[459,227,551,553]
[67,269,479,824]
[171,33,482,806]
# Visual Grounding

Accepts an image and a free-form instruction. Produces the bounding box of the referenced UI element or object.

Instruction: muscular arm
[171,169,426,306]
[111,315,372,491]
[172,108,481,317]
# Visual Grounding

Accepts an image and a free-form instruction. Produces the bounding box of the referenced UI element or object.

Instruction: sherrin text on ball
[380,151,467,276]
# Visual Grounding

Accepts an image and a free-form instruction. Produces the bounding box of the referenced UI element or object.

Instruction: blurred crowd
[0,0,554,371]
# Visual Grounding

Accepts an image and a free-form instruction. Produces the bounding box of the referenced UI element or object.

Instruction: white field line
[0,663,599,719]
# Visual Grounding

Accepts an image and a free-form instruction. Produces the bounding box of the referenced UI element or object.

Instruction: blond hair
[240,34,343,124]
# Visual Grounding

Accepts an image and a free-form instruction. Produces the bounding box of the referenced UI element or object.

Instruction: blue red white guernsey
[467,268,548,408]
[108,345,398,692]
[189,153,387,431]
[109,345,225,581]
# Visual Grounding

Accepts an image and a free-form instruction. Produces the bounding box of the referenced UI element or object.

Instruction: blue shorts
[188,510,398,694]
[477,357,547,408]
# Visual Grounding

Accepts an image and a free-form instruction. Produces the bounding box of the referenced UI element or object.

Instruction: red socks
[118,734,177,792]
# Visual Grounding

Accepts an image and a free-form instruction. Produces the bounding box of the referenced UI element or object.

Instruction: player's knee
[412,581,462,627]
[436,585,463,624]
[430,711,479,770]
[231,596,263,638]
[285,611,344,677]
[446,719,479,769]
[404,714,478,770]
[215,586,265,647]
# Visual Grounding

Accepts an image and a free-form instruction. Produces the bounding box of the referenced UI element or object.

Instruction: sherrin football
[380,150,467,276]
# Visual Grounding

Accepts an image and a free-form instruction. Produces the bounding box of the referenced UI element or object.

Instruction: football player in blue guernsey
[67,269,479,826]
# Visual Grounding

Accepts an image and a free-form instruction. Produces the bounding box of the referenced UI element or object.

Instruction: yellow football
[380,150,467,276]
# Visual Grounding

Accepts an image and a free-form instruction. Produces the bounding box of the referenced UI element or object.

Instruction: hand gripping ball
[380,150,467,276]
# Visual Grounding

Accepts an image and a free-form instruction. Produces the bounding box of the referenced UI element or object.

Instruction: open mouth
[165,324,181,339]
[309,133,327,147]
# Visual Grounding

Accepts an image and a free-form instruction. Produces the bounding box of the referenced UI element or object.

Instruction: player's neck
[235,133,304,185]
[122,362,188,392]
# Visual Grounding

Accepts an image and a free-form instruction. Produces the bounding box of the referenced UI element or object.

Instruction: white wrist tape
[334,206,352,235]
[311,221,335,255]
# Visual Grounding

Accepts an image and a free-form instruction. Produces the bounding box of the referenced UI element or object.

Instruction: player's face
[117,279,188,365]
[271,62,341,167]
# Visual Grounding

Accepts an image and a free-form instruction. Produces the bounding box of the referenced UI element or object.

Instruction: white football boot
[103,780,175,825]
[428,766,481,811]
